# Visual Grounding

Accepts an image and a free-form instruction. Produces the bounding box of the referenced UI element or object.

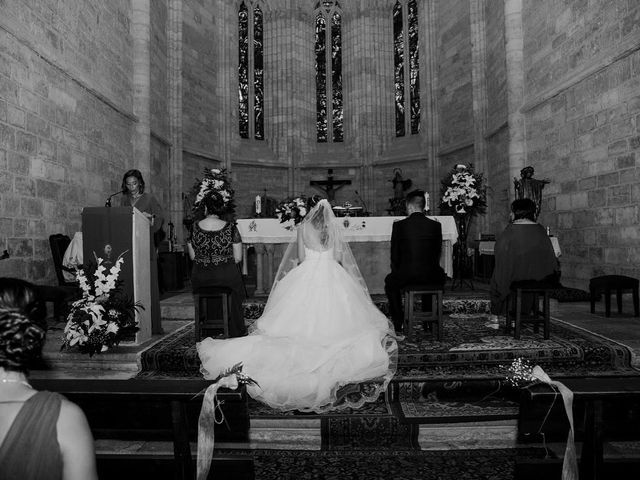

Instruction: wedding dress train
[197,200,398,413]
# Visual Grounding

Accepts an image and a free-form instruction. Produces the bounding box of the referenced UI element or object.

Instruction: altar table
[478,237,561,257]
[236,216,457,295]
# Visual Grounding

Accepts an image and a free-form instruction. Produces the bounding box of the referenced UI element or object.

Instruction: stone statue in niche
[514,166,550,220]
[387,168,412,216]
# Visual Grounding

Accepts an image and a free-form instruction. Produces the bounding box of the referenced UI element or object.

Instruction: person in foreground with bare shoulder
[0,278,97,480]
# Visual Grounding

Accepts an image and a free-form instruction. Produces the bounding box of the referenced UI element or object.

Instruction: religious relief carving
[387,168,412,216]
[513,166,550,220]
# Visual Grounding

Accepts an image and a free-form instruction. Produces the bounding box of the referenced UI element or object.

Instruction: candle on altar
[424,192,430,212]
[255,195,261,215]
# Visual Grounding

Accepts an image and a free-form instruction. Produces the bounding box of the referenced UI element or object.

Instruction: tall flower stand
[451,215,474,290]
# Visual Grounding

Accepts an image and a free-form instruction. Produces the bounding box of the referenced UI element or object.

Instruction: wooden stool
[193,287,231,341]
[589,275,640,317]
[402,285,443,340]
[506,280,555,340]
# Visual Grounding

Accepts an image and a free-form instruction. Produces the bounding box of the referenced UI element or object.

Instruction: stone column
[215,0,236,170]
[168,0,184,243]
[343,0,395,209]
[422,0,440,202]
[504,0,525,202]
[264,1,315,195]
[131,0,152,180]
[469,0,488,233]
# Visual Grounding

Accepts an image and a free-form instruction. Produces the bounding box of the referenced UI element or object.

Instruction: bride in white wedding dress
[197,198,398,413]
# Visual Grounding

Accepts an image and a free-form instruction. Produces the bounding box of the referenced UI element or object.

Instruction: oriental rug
[139,314,637,380]
[138,312,639,424]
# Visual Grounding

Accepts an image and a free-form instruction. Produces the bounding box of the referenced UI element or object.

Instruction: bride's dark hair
[306,195,323,210]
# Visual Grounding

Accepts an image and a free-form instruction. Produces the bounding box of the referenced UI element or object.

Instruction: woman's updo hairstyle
[0,278,47,373]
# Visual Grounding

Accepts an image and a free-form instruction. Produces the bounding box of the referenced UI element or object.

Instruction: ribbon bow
[530,366,578,480]
[196,363,258,480]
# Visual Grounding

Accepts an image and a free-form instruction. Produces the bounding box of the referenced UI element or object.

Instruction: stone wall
[181,0,220,158]
[149,1,171,227]
[435,0,473,153]
[521,0,640,287]
[0,1,135,282]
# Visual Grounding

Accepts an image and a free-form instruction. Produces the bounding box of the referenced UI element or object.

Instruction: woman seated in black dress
[186,168,246,337]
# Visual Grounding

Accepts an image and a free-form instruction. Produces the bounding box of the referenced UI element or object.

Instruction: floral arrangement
[439,164,487,217]
[502,357,579,480]
[275,195,308,225]
[212,362,259,388]
[191,168,235,218]
[502,357,538,387]
[61,253,142,356]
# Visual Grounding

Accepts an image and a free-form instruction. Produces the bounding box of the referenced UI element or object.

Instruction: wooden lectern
[81,207,153,345]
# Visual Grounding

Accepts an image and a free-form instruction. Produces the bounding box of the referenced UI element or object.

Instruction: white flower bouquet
[61,253,142,356]
[439,164,487,217]
[191,167,236,217]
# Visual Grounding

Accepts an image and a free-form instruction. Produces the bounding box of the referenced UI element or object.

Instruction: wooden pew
[30,378,254,480]
[518,375,640,480]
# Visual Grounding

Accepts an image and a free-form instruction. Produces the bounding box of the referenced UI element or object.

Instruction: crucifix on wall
[309,169,351,203]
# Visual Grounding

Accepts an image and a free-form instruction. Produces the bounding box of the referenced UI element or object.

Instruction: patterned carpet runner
[138,297,639,426]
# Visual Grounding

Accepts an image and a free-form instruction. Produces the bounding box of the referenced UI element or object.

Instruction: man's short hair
[406,190,426,210]
[511,198,536,221]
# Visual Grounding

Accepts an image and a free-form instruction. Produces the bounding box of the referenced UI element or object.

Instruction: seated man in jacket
[385,190,447,335]
[490,198,560,317]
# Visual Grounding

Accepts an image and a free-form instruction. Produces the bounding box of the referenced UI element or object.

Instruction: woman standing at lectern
[120,169,165,334]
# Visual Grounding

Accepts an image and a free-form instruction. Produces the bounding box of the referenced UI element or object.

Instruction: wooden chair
[589,275,639,318]
[193,287,231,341]
[506,280,556,340]
[402,285,444,340]
[39,234,80,321]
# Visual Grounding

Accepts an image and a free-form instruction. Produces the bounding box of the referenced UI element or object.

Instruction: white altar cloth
[237,216,457,294]
[237,216,457,244]
[478,237,561,257]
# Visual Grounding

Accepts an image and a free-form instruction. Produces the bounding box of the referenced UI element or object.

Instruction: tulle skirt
[197,250,398,413]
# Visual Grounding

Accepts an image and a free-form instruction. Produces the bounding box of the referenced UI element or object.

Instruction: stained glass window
[238,1,264,140]
[315,1,343,143]
[393,0,420,137]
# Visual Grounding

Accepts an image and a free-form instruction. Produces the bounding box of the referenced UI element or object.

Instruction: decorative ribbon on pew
[528,366,578,480]
[196,363,257,480]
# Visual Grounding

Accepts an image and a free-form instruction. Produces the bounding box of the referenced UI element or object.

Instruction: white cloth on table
[62,232,83,282]
[479,237,561,257]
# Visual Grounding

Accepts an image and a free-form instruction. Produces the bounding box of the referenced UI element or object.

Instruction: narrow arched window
[315,1,343,143]
[393,0,420,137]
[239,1,264,140]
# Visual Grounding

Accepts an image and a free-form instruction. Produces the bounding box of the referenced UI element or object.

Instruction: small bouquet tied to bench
[197,362,258,480]
[503,358,578,480]
[61,252,142,356]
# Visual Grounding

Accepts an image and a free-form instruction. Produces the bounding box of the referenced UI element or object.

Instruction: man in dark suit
[385,189,447,334]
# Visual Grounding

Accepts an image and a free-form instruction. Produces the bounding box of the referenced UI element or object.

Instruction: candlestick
[255,195,261,215]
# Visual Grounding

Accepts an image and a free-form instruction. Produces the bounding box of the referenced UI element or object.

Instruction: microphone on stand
[354,190,369,216]
[105,191,123,207]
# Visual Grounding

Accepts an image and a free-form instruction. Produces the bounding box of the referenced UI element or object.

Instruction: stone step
[92,418,518,454]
